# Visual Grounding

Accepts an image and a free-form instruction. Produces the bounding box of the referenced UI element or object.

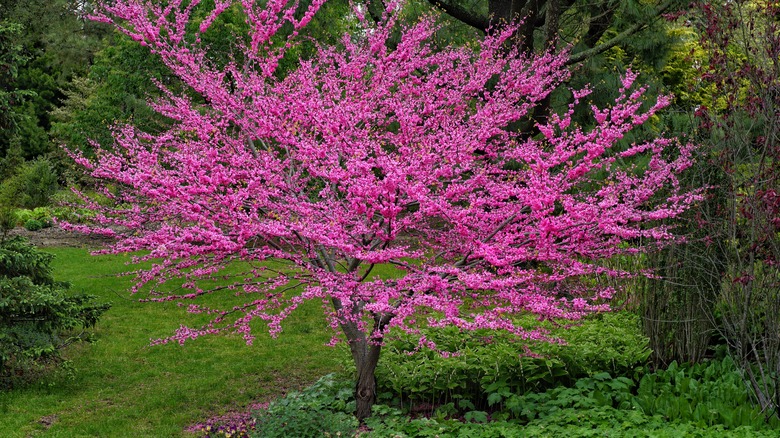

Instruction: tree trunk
[354,345,381,422]
[331,293,392,422]
[336,307,389,422]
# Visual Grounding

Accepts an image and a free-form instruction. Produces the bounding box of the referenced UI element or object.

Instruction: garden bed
[6,223,113,248]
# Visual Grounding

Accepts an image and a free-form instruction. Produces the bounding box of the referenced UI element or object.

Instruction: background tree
[50,0,355,168]
[74,0,698,420]
[383,0,695,144]
[688,0,779,418]
[415,0,684,58]
[0,0,111,159]
[0,21,33,173]
[0,236,110,390]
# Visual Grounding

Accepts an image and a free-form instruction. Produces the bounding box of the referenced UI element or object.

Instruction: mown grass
[0,247,345,437]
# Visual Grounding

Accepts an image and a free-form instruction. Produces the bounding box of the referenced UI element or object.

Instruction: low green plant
[13,209,34,225]
[519,406,778,438]
[362,411,778,437]
[251,373,358,438]
[633,357,774,429]
[360,368,779,437]
[496,372,634,422]
[23,219,43,231]
[371,312,649,412]
[31,207,53,223]
[12,207,54,228]
[49,190,99,224]
[0,237,110,389]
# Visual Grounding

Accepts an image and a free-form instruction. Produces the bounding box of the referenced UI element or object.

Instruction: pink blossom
[77,0,699,352]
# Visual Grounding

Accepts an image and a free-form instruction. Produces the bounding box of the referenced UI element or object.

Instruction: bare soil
[6,224,113,248]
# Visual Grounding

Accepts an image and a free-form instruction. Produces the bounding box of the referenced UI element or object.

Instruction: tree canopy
[70,0,700,419]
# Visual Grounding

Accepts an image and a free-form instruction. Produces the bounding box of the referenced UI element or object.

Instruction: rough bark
[353,341,382,421]
[335,300,393,421]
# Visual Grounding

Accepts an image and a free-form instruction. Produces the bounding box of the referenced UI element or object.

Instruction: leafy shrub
[49,190,99,224]
[0,159,59,209]
[0,236,58,284]
[494,372,635,422]
[251,373,358,438]
[15,207,53,229]
[23,219,42,231]
[540,312,651,380]
[0,236,110,389]
[13,208,34,225]
[31,207,53,224]
[371,312,649,411]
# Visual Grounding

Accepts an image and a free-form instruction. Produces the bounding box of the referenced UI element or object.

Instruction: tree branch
[582,4,617,48]
[426,0,489,32]
[566,0,679,65]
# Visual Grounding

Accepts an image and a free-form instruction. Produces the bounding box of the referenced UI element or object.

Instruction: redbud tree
[74,0,698,419]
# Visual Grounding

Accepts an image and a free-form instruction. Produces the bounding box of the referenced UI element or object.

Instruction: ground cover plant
[73,0,699,421]
[243,350,780,438]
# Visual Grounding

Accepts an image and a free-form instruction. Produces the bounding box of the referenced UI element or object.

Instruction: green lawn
[0,247,343,437]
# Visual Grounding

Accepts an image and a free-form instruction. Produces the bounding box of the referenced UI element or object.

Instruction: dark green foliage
[50,34,172,155]
[0,210,15,238]
[22,218,42,231]
[364,374,776,436]
[0,21,29,124]
[504,372,635,421]
[0,158,58,209]
[0,236,109,389]
[20,159,59,208]
[0,137,25,182]
[251,373,358,438]
[50,0,357,162]
[0,0,111,162]
[0,236,56,285]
